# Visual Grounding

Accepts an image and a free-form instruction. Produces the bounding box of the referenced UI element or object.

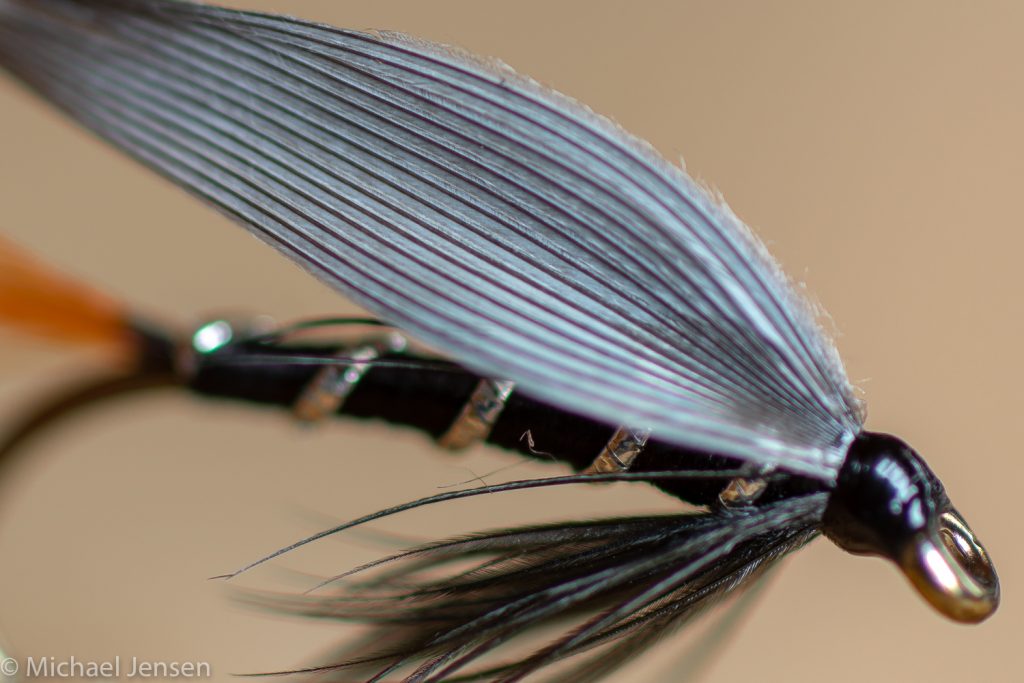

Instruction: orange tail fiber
[0,236,131,348]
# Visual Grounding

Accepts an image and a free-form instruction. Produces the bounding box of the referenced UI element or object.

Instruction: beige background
[0,1,1020,681]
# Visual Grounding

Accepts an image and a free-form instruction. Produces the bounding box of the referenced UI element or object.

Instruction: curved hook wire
[899,509,999,623]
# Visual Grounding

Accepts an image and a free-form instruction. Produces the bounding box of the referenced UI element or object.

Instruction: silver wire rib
[583,426,651,474]
[293,332,408,422]
[718,477,769,507]
[438,379,515,450]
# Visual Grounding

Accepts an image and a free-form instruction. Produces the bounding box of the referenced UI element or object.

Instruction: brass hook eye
[899,509,999,623]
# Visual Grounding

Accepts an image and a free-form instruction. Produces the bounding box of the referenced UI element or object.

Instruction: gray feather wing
[0,0,864,480]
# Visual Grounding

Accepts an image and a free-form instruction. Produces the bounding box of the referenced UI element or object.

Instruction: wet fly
[0,1,999,681]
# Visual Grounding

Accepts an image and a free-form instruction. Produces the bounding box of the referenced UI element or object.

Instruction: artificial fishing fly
[0,1,999,681]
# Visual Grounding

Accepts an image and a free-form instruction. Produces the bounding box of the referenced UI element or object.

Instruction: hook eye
[899,509,999,623]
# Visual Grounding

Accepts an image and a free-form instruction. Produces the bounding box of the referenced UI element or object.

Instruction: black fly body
[0,2,1000,682]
